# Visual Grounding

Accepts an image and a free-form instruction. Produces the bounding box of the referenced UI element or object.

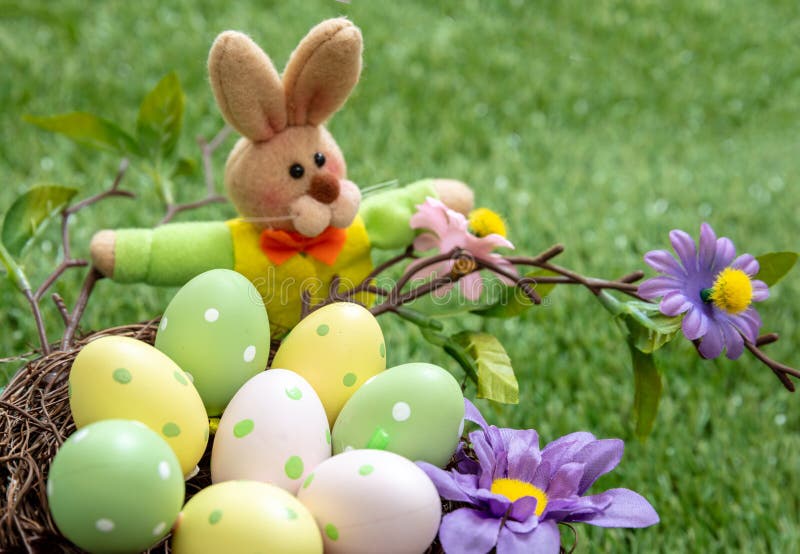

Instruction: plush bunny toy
[90,18,473,336]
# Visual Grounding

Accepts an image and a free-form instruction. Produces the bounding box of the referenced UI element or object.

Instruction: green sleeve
[358,179,438,250]
[114,222,234,285]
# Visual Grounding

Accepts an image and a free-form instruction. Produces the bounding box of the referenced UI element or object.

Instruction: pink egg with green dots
[155,269,271,416]
[210,369,331,493]
[47,420,184,554]
[296,449,441,554]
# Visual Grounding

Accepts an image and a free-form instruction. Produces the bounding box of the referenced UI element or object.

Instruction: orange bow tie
[259,226,347,266]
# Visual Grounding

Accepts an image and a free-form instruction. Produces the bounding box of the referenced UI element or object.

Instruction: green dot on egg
[342,372,357,387]
[286,507,298,520]
[284,456,304,480]
[359,464,374,476]
[233,418,255,438]
[303,473,314,489]
[162,422,181,437]
[316,324,330,336]
[325,523,339,541]
[209,509,222,525]
[379,343,386,358]
[173,370,188,386]
[285,386,303,400]
[112,368,132,384]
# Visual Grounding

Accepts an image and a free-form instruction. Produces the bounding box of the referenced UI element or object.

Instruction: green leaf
[755,251,798,287]
[597,292,682,354]
[629,342,663,441]
[0,241,32,292]
[137,72,184,159]
[473,269,558,318]
[171,156,198,179]
[23,112,138,154]
[453,332,519,404]
[2,185,77,256]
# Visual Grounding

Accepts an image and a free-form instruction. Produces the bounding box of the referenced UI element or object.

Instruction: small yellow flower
[469,208,507,238]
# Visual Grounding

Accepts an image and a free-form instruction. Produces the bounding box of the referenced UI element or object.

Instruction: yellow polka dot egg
[172,480,322,554]
[271,302,386,425]
[69,335,208,476]
[211,369,330,493]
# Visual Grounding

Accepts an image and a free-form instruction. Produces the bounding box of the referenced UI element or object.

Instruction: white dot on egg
[392,402,411,422]
[95,518,115,532]
[72,429,89,443]
[160,317,168,331]
[204,308,219,322]
[158,461,171,480]
[243,345,256,363]
[152,521,167,536]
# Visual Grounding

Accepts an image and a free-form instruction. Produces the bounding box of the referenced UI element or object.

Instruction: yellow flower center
[469,208,507,238]
[490,478,548,516]
[710,268,753,314]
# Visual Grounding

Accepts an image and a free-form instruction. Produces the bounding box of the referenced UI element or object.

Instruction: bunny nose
[309,173,340,204]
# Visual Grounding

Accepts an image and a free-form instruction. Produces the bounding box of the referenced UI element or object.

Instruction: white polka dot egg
[296,449,441,554]
[155,269,271,416]
[69,335,209,476]
[211,369,331,493]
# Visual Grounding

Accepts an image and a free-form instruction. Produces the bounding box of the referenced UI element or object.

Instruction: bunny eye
[314,152,326,168]
[289,163,305,179]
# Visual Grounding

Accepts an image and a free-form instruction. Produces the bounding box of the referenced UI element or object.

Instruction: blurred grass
[2,0,800,551]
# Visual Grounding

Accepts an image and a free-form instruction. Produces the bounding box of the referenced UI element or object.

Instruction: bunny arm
[359,179,439,250]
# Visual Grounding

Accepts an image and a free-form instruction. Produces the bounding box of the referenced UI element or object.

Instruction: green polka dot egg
[332,362,465,467]
[272,302,386,425]
[211,369,330,493]
[155,269,271,416]
[69,336,208,476]
[296,450,441,554]
[171,480,322,553]
[47,420,184,554]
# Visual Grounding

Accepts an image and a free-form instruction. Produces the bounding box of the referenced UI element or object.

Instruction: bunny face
[209,19,363,237]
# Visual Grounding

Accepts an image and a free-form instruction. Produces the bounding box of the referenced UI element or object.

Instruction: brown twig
[745,340,799,392]
[50,294,70,326]
[60,268,103,350]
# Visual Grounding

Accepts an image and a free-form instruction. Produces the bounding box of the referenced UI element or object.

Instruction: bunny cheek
[328,179,361,229]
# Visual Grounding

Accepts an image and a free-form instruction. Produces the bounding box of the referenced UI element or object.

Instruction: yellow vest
[225,216,373,337]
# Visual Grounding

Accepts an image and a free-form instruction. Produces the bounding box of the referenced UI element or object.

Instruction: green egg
[331,362,465,467]
[47,420,184,553]
[155,269,270,416]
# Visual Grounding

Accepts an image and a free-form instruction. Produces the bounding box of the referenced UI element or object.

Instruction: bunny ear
[208,31,287,141]
[283,18,363,126]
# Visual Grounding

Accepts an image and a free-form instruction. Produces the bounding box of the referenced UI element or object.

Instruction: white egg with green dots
[271,302,386,426]
[155,269,271,416]
[211,369,331,493]
[47,420,184,554]
[68,335,209,476]
[296,449,441,554]
[171,480,322,554]
[332,362,465,467]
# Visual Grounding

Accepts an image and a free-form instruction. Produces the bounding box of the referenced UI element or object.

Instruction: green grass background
[2,0,800,551]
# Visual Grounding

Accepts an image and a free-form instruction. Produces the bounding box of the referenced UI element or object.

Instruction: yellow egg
[69,336,209,476]
[272,302,386,425]
[171,481,322,554]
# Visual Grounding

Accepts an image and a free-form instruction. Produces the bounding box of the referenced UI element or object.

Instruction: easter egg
[211,369,330,493]
[296,450,441,554]
[271,302,386,425]
[155,269,270,416]
[47,420,184,554]
[332,362,464,467]
[171,480,322,554]
[69,335,208,476]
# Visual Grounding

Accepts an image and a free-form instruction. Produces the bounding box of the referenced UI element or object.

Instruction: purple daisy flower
[417,401,659,554]
[638,222,769,359]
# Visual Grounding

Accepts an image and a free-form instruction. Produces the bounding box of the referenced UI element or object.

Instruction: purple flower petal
[505,516,539,534]
[722,322,745,360]
[509,495,540,522]
[751,280,769,302]
[439,508,503,554]
[565,488,659,528]
[505,429,542,483]
[660,291,693,316]
[669,229,698,272]
[473,489,513,517]
[541,432,596,469]
[574,439,625,495]
[637,276,680,299]
[698,223,717,267]
[545,461,585,499]
[711,237,736,273]
[497,520,560,554]
[729,308,761,343]
[698,323,724,359]
[464,399,490,430]
[682,307,709,341]
[417,462,477,504]
[643,249,686,278]
[731,253,759,276]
